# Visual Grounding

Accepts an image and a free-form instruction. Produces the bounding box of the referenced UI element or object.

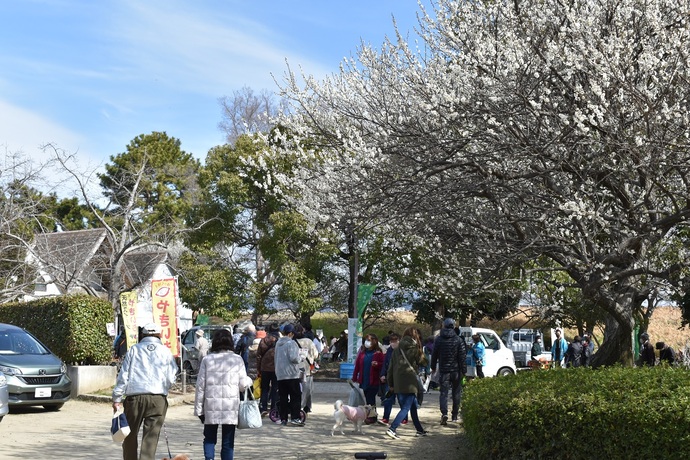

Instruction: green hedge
[0,294,113,365]
[463,366,690,459]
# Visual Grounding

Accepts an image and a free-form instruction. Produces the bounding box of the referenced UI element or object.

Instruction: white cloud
[0,99,84,161]
[109,1,331,95]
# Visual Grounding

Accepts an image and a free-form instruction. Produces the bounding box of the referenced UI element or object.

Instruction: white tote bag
[238,388,262,429]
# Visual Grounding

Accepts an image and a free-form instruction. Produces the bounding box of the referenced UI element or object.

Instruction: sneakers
[401,419,408,425]
[280,421,287,426]
[441,415,448,426]
[415,430,429,437]
[451,418,459,423]
[261,411,269,417]
[377,418,389,426]
[386,429,399,439]
[289,419,305,426]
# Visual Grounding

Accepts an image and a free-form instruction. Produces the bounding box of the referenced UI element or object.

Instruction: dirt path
[2,381,474,459]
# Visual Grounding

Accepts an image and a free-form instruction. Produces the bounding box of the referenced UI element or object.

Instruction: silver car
[0,371,9,421]
[0,323,71,411]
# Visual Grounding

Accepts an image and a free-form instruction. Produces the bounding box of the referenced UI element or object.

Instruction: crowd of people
[111,316,681,460]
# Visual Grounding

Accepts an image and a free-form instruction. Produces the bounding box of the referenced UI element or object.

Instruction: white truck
[459,327,517,377]
[500,328,555,368]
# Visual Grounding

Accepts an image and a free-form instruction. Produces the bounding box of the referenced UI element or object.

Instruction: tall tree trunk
[346,228,358,319]
[590,290,637,367]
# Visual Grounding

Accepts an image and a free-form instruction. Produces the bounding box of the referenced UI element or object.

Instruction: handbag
[238,388,262,429]
[252,376,261,400]
[111,410,130,442]
[347,378,366,406]
[399,347,425,406]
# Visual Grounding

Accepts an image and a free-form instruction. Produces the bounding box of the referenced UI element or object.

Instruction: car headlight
[60,363,67,374]
[0,373,6,386]
[0,365,20,376]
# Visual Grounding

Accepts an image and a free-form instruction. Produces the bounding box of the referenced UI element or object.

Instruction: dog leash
[163,423,173,459]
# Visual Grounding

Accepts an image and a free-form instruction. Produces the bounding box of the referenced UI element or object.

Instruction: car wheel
[0,415,3,422]
[43,404,64,411]
[497,367,515,377]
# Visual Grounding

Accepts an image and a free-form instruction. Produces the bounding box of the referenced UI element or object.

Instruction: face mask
[390,342,399,349]
[364,340,372,348]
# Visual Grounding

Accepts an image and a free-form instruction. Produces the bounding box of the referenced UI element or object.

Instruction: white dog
[331,399,374,436]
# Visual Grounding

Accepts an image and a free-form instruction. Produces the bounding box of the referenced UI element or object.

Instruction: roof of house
[32,228,173,292]
[32,228,109,281]
[122,250,171,288]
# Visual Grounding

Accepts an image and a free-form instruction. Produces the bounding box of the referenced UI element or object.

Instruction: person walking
[194,329,253,460]
[470,333,486,378]
[195,329,210,371]
[430,318,467,425]
[112,323,178,460]
[274,323,304,426]
[353,333,385,424]
[385,327,428,439]
[256,323,280,417]
[378,332,407,427]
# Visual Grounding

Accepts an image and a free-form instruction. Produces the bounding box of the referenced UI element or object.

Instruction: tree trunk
[590,293,637,367]
[346,228,358,319]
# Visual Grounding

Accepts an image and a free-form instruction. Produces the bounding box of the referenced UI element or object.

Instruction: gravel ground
[2,381,474,459]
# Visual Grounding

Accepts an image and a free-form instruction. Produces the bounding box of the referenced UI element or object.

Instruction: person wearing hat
[195,329,210,371]
[112,322,178,460]
[274,323,304,426]
[551,328,568,368]
[430,318,467,425]
[639,332,656,366]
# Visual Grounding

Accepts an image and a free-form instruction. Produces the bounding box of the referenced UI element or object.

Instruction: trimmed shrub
[0,294,113,364]
[463,366,690,459]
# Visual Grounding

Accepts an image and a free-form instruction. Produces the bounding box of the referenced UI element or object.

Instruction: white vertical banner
[347,318,362,363]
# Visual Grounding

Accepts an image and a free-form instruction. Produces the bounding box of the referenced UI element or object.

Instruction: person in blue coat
[470,334,485,379]
[551,328,568,368]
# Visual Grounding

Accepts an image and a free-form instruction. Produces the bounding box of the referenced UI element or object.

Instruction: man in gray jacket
[112,323,178,460]
[274,323,304,426]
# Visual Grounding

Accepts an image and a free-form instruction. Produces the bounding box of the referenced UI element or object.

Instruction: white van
[459,327,517,377]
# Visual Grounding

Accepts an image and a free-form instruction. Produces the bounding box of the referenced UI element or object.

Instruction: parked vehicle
[0,371,9,421]
[0,323,71,410]
[180,324,232,376]
[500,328,556,368]
[459,327,517,377]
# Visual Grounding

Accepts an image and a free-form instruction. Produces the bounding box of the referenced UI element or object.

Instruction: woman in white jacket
[194,329,253,460]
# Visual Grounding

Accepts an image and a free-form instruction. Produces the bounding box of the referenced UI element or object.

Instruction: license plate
[35,387,52,398]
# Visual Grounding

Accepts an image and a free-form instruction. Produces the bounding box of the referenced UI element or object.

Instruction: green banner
[356,284,377,319]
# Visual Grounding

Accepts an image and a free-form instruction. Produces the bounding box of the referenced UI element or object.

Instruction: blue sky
[0,1,425,169]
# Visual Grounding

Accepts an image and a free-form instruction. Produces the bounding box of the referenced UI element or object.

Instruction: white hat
[142,323,161,335]
[195,329,204,337]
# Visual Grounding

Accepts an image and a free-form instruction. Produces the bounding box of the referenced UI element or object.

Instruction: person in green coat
[385,327,428,439]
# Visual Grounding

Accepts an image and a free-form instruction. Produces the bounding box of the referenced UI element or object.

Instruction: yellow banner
[119,291,139,349]
[151,278,179,357]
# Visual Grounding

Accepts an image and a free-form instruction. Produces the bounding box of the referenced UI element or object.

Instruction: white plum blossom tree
[266,0,690,365]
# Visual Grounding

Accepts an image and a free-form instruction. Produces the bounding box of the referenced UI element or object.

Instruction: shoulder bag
[399,347,425,406]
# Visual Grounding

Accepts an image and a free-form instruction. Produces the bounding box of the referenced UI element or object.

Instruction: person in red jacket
[352,333,385,424]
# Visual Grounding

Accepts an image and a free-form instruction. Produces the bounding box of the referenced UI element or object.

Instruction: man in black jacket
[430,318,467,425]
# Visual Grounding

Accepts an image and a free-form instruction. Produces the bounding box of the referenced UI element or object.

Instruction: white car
[459,327,517,377]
